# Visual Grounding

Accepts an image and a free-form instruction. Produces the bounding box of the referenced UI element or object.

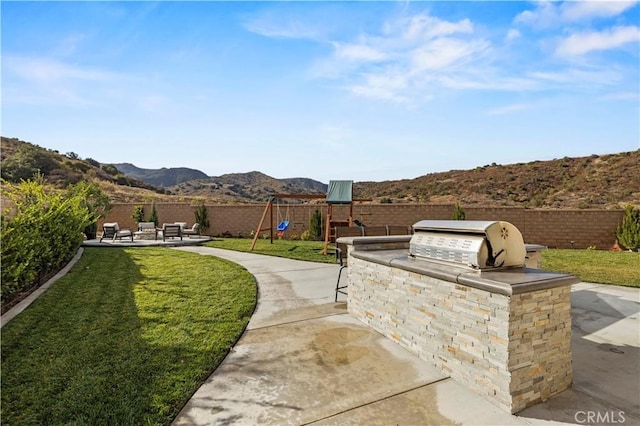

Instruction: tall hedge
[616,204,640,251]
[452,202,466,220]
[309,209,323,240]
[1,177,108,307]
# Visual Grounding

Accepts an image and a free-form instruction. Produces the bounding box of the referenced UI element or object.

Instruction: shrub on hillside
[1,143,58,182]
[101,164,119,176]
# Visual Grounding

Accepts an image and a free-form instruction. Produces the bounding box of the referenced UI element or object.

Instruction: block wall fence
[99,203,624,249]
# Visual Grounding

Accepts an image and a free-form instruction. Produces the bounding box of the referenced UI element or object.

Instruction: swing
[292,203,306,230]
[277,221,290,231]
[276,200,290,232]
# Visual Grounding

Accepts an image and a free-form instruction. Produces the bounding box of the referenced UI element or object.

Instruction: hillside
[113,163,208,187]
[113,164,329,200]
[0,137,164,196]
[353,151,640,209]
[2,137,638,209]
[168,171,327,202]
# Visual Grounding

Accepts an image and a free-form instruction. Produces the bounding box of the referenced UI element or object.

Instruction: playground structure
[250,181,369,254]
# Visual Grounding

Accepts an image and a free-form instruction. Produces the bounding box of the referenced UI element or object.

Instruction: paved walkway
[171,247,640,425]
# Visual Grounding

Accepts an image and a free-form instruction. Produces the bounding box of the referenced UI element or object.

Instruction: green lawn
[207,237,639,287]
[1,247,256,425]
[542,249,639,287]
[2,240,636,425]
[205,237,336,264]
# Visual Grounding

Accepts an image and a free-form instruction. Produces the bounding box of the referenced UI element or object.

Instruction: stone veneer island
[337,235,579,414]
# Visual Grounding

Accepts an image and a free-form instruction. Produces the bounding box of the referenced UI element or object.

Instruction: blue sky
[2,1,639,183]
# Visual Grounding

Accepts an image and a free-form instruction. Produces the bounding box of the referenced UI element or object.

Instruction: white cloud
[397,14,473,40]
[506,28,521,41]
[561,1,638,21]
[514,0,639,27]
[600,91,640,101]
[556,26,640,56]
[4,56,117,83]
[332,42,388,62]
[348,71,411,103]
[243,19,321,40]
[487,103,533,116]
[250,6,638,104]
[410,38,489,72]
[313,13,490,102]
[241,8,329,41]
[530,67,624,87]
[514,1,561,28]
[437,74,539,91]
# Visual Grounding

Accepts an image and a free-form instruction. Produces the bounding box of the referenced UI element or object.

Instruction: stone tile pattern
[347,255,572,414]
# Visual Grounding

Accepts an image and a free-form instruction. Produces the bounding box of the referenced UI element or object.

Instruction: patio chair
[162,223,183,241]
[100,222,133,242]
[182,223,201,238]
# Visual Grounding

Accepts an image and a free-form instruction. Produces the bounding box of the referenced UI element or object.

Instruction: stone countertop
[338,237,579,296]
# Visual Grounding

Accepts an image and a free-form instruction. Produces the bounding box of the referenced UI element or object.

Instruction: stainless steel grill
[410,220,526,270]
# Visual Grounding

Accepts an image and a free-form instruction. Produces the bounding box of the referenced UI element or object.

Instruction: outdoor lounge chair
[100,222,133,242]
[182,223,200,237]
[162,223,182,241]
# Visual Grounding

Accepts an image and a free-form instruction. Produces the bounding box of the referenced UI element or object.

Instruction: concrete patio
[81,235,212,248]
[171,246,639,425]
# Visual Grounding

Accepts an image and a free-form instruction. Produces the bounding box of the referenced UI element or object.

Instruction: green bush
[452,202,466,220]
[132,205,145,223]
[1,177,108,307]
[194,204,210,233]
[148,203,159,226]
[309,209,323,241]
[100,164,119,176]
[616,205,640,251]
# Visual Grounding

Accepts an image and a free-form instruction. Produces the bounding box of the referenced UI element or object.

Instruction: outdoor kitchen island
[337,221,580,414]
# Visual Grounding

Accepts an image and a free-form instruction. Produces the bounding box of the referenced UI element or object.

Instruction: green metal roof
[326,180,353,204]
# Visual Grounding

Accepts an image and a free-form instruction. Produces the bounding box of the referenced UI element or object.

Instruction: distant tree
[309,209,323,240]
[65,152,79,160]
[147,203,159,226]
[616,205,640,251]
[452,202,466,220]
[101,164,119,176]
[194,204,210,234]
[132,205,145,223]
[85,158,100,168]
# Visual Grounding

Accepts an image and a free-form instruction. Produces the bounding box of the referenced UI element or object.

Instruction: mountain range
[1,137,638,209]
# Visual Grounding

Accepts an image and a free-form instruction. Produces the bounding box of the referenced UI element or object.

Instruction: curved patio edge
[82,236,213,248]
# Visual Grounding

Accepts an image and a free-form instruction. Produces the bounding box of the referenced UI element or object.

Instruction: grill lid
[410,220,526,270]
